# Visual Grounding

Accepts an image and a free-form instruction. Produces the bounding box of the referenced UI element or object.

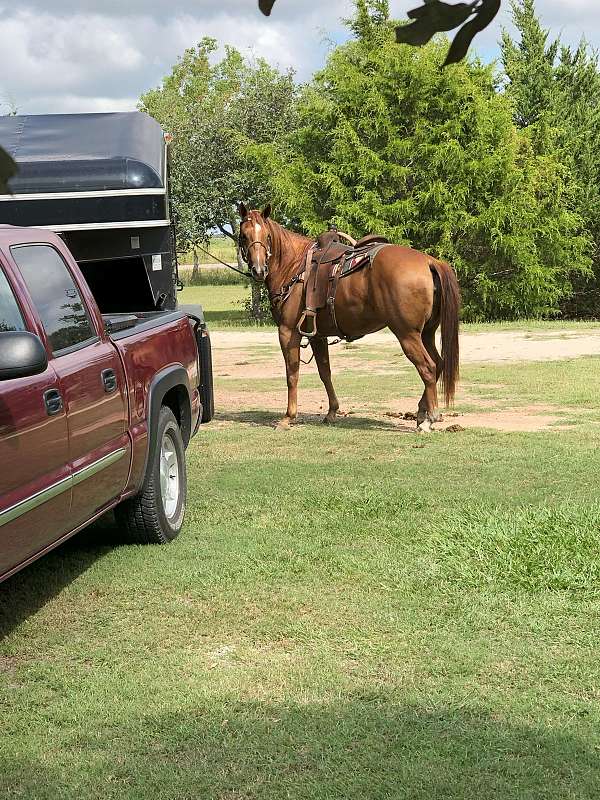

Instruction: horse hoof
[323,415,337,425]
[417,419,432,434]
[276,418,293,431]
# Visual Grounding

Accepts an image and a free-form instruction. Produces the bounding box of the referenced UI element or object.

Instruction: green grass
[181,284,258,327]
[460,318,600,333]
[181,284,275,328]
[2,352,600,797]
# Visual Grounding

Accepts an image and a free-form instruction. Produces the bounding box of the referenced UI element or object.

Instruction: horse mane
[266,218,313,288]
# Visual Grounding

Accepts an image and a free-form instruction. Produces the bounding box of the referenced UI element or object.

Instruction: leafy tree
[502,0,600,316]
[140,38,298,318]
[256,3,591,320]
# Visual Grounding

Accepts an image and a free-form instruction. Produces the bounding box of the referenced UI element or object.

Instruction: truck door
[10,244,130,529]
[0,263,71,579]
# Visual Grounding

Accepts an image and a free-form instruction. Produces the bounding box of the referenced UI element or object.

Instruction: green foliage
[501,0,559,130]
[502,0,600,317]
[0,147,16,194]
[140,39,298,251]
[257,7,591,320]
[140,39,297,322]
[242,284,273,324]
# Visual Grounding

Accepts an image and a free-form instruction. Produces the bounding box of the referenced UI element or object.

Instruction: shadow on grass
[216,409,413,432]
[3,702,598,798]
[0,515,122,641]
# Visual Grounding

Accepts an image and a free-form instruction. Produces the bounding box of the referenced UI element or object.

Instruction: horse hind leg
[421,325,443,423]
[395,330,440,433]
[310,336,340,424]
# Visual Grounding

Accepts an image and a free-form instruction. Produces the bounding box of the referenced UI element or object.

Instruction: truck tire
[115,406,187,544]
[199,332,214,423]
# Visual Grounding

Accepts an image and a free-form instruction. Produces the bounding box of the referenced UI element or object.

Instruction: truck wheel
[199,332,214,423]
[115,406,187,544]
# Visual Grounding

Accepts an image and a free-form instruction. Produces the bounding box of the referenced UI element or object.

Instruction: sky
[2,0,599,115]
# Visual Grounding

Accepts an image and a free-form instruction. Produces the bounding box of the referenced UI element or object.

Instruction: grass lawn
[183,284,253,327]
[2,334,600,798]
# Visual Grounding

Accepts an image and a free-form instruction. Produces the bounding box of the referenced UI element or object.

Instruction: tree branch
[217,223,238,242]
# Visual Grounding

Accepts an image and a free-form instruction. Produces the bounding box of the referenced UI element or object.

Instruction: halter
[239,226,273,276]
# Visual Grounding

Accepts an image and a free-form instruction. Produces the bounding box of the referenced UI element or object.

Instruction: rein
[195,243,256,281]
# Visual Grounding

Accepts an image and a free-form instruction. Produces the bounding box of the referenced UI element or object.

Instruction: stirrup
[298,309,318,338]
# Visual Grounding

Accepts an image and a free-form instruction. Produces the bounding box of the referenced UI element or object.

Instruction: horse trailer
[0,112,180,313]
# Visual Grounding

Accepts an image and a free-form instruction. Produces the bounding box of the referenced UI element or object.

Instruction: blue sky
[1,1,598,114]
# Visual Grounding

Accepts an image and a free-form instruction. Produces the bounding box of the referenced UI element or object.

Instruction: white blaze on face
[252,222,265,269]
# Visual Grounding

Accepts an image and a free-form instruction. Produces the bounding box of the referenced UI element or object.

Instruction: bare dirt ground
[211,328,600,433]
[213,328,600,363]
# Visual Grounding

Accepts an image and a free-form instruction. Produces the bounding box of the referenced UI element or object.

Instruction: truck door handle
[102,369,118,394]
[44,389,63,416]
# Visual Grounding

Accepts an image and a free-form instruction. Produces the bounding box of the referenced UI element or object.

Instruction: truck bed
[102,306,205,340]
[102,310,184,339]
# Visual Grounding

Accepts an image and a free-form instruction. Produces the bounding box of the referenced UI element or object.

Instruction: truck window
[0,267,25,332]
[11,245,95,354]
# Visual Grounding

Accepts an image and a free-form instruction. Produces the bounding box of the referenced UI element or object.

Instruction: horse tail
[429,259,461,406]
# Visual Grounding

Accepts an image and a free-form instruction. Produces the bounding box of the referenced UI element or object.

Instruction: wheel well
[162,385,191,446]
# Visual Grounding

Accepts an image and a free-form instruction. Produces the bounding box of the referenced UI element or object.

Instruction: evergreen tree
[501,0,558,130]
[502,0,600,316]
[257,3,590,320]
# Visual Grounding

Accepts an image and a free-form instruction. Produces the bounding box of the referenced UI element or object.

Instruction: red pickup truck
[0,225,212,583]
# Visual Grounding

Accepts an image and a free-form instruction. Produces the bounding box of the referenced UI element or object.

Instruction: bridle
[239,225,273,277]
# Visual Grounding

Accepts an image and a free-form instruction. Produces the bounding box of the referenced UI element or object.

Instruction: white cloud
[1,1,599,114]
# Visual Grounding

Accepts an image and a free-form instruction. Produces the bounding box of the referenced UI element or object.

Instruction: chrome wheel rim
[160,431,179,520]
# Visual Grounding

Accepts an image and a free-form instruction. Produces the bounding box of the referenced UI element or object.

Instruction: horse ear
[238,202,248,219]
[262,204,272,220]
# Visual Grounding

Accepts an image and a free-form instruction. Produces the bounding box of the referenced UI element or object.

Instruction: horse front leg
[310,336,340,424]
[278,325,302,430]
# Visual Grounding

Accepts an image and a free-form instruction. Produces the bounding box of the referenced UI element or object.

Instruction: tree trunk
[192,247,199,284]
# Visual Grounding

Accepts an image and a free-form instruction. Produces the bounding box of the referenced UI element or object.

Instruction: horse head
[238,202,272,280]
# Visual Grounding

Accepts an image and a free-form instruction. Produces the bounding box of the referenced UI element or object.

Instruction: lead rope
[194,243,257,281]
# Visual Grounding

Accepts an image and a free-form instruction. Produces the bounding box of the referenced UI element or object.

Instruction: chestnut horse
[238,204,460,433]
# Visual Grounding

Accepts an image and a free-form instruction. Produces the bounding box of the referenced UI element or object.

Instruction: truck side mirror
[0,331,48,381]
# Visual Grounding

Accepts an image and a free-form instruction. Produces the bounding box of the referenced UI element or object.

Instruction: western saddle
[296,228,391,339]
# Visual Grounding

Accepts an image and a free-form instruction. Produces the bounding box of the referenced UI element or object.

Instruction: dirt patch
[0,654,22,673]
[215,387,565,433]
[212,328,600,364]
[438,411,564,433]
[210,328,593,433]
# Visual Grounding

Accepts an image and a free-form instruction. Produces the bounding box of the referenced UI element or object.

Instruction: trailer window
[0,267,25,333]
[11,245,95,354]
